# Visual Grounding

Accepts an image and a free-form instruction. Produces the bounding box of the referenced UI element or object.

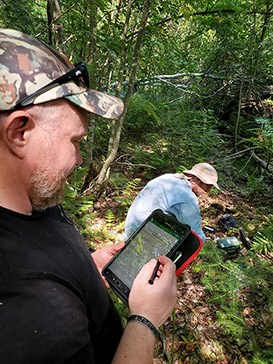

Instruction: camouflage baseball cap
[0,29,124,118]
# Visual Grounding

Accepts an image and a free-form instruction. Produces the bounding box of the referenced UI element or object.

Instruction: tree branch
[127,9,273,40]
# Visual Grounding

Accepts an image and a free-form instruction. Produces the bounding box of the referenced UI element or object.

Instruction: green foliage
[1,0,271,197]
[194,241,273,362]
[252,215,273,255]
[197,245,244,309]
[109,177,142,222]
[123,93,163,140]
[62,179,95,238]
[110,175,141,206]
[251,356,273,364]
[122,98,224,177]
[245,175,269,196]
[104,209,115,227]
[248,117,273,167]
[0,0,47,37]
[115,178,141,204]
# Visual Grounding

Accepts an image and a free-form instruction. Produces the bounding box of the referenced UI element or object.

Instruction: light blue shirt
[124,174,206,242]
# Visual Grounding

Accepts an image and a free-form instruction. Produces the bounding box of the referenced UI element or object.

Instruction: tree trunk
[79,1,99,194]
[47,0,63,46]
[93,0,151,196]
[84,1,98,168]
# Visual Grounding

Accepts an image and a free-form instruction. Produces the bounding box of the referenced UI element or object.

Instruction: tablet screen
[106,213,189,289]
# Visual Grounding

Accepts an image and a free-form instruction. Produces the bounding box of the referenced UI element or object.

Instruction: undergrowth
[251,214,273,255]
[193,242,273,363]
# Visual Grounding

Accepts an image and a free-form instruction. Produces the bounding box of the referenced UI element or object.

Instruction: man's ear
[2,111,35,158]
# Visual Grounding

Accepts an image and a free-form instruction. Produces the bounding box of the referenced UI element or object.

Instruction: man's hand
[91,242,125,287]
[129,256,177,328]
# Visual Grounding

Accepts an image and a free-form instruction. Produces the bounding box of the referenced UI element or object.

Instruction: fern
[63,185,94,237]
[217,311,245,337]
[252,230,273,255]
[251,215,273,255]
[104,209,115,227]
[123,178,141,198]
[252,354,273,364]
[114,178,141,207]
[194,241,273,361]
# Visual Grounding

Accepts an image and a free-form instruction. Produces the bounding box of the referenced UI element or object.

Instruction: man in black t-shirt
[0,29,177,363]
[0,205,123,363]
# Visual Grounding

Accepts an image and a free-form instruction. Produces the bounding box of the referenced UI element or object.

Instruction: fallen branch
[251,151,273,172]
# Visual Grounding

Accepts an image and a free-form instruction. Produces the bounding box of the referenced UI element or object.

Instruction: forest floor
[90,186,273,364]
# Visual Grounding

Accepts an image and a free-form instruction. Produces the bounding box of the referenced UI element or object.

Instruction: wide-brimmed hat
[184,163,220,189]
[0,29,123,119]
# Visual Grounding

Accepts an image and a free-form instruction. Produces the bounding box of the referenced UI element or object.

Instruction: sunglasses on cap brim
[13,62,90,110]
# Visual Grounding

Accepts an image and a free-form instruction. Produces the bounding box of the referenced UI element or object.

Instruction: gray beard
[29,170,67,211]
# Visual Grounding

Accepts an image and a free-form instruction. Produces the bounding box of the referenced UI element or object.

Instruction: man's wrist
[127,315,159,339]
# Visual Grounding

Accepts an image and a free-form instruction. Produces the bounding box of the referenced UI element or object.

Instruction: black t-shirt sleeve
[0,279,95,364]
